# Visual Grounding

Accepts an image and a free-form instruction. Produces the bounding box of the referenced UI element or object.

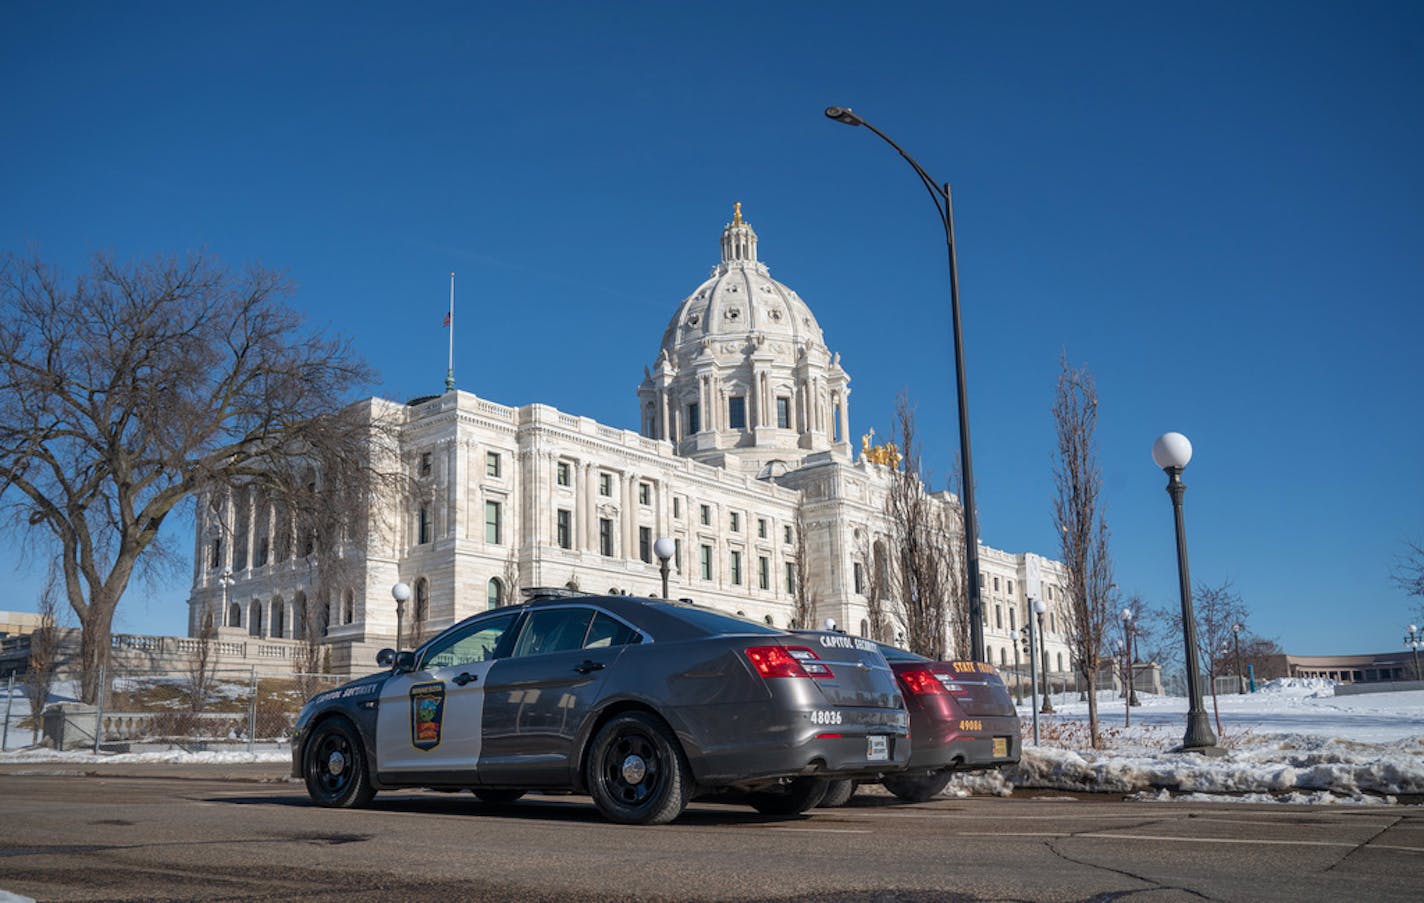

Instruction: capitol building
[187,207,1073,677]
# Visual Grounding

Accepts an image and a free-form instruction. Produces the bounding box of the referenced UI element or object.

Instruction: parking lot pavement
[0,759,293,784]
[2,769,1423,902]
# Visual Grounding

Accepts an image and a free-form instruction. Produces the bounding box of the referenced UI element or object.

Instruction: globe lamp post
[1033,597,1054,714]
[1009,629,1023,705]
[1405,625,1422,682]
[824,105,986,664]
[1121,607,1141,707]
[391,582,411,651]
[1152,431,1220,754]
[654,537,676,600]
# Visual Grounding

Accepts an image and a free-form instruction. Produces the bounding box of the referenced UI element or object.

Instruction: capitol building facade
[186,208,1073,677]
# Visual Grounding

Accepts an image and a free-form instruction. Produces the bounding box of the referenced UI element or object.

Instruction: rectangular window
[758,556,769,590]
[639,482,651,506]
[639,526,652,563]
[729,512,740,533]
[1007,579,1015,595]
[210,538,222,569]
[700,504,710,526]
[993,576,1000,592]
[556,509,572,549]
[486,452,501,478]
[485,501,501,544]
[776,397,790,429]
[728,396,746,430]
[674,538,683,573]
[995,605,1002,629]
[418,505,431,544]
[785,561,796,594]
[757,518,767,539]
[853,562,865,594]
[419,452,432,476]
[599,473,612,496]
[1009,608,1016,631]
[784,525,793,545]
[730,550,743,585]
[256,537,269,567]
[599,518,614,557]
[557,461,571,486]
[673,496,682,518]
[687,402,701,435]
[700,544,713,580]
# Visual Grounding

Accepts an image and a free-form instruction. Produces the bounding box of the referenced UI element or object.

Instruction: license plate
[867,735,889,761]
[992,737,1008,757]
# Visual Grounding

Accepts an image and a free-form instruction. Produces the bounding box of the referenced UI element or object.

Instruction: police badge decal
[409,682,446,751]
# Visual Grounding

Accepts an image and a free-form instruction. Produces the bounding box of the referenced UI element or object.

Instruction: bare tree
[22,561,61,743]
[184,608,219,733]
[882,394,953,660]
[0,251,378,703]
[789,500,818,630]
[854,530,893,643]
[1187,580,1250,735]
[1051,355,1116,748]
[1393,538,1424,621]
[503,546,521,608]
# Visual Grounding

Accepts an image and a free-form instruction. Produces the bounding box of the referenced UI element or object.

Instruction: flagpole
[445,272,455,393]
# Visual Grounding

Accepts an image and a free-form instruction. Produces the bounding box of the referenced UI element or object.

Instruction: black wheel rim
[601,728,664,810]
[310,728,354,799]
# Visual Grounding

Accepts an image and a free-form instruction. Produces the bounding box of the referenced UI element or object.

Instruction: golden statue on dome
[733,201,743,225]
[860,429,902,469]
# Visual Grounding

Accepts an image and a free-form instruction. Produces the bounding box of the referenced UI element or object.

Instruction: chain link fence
[2,667,346,753]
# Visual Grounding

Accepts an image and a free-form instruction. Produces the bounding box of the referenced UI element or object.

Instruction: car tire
[817,779,856,808]
[882,771,953,803]
[748,777,829,816]
[585,711,690,825]
[472,789,526,805]
[303,718,376,809]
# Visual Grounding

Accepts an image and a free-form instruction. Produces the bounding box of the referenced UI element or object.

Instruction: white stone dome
[658,203,826,358]
[639,205,852,474]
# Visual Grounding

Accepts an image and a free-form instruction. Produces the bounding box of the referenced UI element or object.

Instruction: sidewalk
[0,758,295,783]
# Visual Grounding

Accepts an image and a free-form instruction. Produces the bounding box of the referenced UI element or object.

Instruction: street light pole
[1152,432,1220,754]
[1232,623,1246,694]
[1406,625,1422,682]
[1023,613,1040,746]
[1121,607,1140,707]
[825,105,986,663]
[1033,597,1054,714]
[391,582,411,651]
[654,537,676,600]
[1009,629,1023,704]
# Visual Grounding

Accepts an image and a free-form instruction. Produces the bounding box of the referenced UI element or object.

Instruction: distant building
[186,208,1075,677]
[0,610,48,640]
[1267,652,1421,684]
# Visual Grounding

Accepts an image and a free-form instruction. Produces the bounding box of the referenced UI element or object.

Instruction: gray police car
[292,591,910,824]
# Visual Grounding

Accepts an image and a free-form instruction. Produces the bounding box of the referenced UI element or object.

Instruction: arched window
[1056,652,1064,673]
[999,647,1007,667]
[292,591,307,638]
[487,578,503,610]
[271,599,285,639]
[249,600,263,637]
[860,618,868,638]
[228,603,241,628]
[343,589,355,625]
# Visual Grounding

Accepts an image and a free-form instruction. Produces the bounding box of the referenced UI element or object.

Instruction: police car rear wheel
[304,719,375,808]
[748,777,829,815]
[586,711,689,825]
[882,770,953,802]
[817,779,856,808]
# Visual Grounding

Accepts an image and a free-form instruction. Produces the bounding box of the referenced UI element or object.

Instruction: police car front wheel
[304,718,376,808]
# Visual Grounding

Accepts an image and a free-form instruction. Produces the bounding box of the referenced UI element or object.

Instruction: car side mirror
[395,651,417,672]
[376,648,396,667]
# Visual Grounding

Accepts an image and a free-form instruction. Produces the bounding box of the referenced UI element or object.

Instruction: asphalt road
[1,766,1421,902]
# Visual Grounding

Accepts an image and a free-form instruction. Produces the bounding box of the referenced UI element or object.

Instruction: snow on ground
[5,678,1422,805]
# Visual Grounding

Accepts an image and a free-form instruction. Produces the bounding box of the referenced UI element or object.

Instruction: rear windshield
[875,642,931,663]
[662,606,783,637]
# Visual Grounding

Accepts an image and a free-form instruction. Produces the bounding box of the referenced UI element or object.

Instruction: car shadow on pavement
[203,791,825,826]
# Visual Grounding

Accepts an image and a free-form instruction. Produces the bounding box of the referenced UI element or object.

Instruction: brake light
[786,646,834,678]
[899,668,947,695]
[745,646,811,678]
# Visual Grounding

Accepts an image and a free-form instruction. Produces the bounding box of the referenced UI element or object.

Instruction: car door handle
[453,672,478,686]
[574,660,605,674]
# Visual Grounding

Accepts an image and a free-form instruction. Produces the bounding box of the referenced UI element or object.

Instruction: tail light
[898,668,947,695]
[745,646,811,678]
[786,646,834,677]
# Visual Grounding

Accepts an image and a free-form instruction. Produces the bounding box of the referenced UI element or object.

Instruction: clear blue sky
[3,1,1420,655]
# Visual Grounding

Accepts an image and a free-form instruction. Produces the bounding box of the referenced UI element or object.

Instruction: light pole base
[1170,743,1227,757]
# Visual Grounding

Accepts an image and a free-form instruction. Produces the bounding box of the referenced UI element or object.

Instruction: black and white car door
[375,611,518,776]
